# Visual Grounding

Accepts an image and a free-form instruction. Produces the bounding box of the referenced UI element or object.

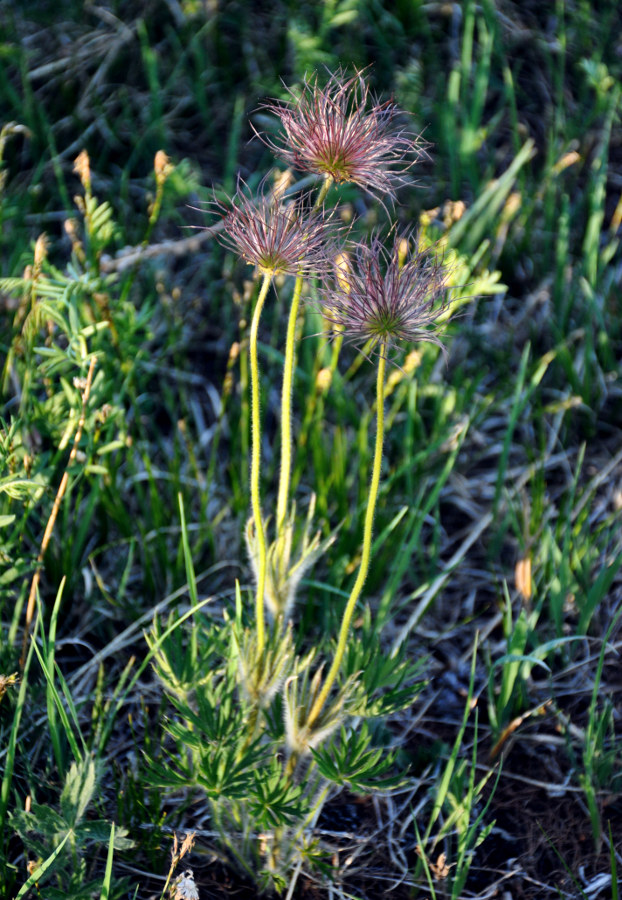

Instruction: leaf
[100,822,115,900]
[0,474,45,501]
[341,637,425,717]
[165,686,243,744]
[311,723,405,793]
[248,761,306,828]
[196,742,261,800]
[11,804,67,840]
[76,820,135,849]
[60,756,98,826]
[145,758,194,790]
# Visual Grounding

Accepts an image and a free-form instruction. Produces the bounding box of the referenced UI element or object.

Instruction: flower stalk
[275,273,303,540]
[276,174,333,541]
[307,341,387,728]
[249,271,272,654]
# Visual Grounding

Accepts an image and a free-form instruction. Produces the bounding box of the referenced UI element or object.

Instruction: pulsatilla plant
[149,69,460,894]
[258,67,427,200]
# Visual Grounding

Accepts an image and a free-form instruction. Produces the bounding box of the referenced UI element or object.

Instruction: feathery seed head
[260,68,426,200]
[319,232,449,356]
[214,176,334,278]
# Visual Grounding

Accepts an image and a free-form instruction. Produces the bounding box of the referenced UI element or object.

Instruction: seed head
[0,672,18,703]
[33,233,48,270]
[154,149,174,185]
[259,68,426,200]
[73,149,91,193]
[172,869,199,900]
[319,232,449,357]
[214,176,334,278]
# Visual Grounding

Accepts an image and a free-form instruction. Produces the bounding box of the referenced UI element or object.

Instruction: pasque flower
[319,232,448,355]
[306,230,450,730]
[214,177,333,277]
[259,68,426,200]
[214,176,339,660]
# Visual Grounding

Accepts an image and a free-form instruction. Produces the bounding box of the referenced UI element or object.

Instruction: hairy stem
[276,174,333,539]
[250,271,272,656]
[307,343,387,727]
[276,274,303,538]
[314,173,333,210]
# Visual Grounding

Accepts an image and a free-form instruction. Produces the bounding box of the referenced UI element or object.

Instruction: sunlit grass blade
[14,830,73,900]
[178,492,199,608]
[31,636,83,766]
[99,822,115,900]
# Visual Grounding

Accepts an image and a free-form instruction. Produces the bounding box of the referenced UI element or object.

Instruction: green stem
[275,174,332,538]
[142,178,165,250]
[296,782,330,836]
[284,748,300,781]
[276,274,303,537]
[315,174,332,209]
[239,700,261,755]
[250,272,272,656]
[158,861,177,900]
[213,801,256,880]
[307,343,387,727]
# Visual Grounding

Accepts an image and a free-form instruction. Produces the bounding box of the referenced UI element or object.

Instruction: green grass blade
[31,638,82,764]
[46,576,66,776]
[14,829,72,899]
[99,821,115,900]
[448,139,535,253]
[178,492,199,607]
[423,633,478,843]
[610,822,619,900]
[0,638,34,846]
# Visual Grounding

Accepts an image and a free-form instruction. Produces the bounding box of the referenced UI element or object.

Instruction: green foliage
[146,586,420,890]
[341,622,426,718]
[415,646,497,899]
[311,722,404,793]
[571,612,622,852]
[486,582,580,739]
[10,756,132,899]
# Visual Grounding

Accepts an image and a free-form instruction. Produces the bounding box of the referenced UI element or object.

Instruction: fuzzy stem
[239,702,260,756]
[284,748,300,781]
[307,343,387,727]
[250,271,272,656]
[275,273,303,538]
[315,174,333,209]
[275,175,333,539]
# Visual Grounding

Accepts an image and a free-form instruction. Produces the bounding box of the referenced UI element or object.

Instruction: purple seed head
[258,68,427,201]
[319,232,449,357]
[214,176,335,278]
